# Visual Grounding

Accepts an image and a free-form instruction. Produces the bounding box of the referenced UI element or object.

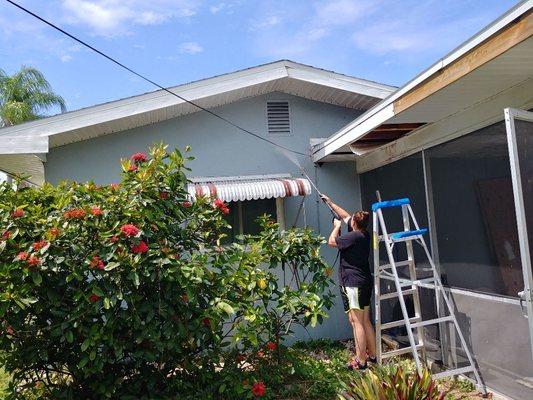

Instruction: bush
[0,144,334,399]
[340,359,445,400]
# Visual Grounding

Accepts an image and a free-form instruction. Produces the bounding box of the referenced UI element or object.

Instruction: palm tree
[0,66,66,127]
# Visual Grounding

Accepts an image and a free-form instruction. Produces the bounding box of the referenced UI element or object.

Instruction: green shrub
[340,359,445,400]
[0,144,334,399]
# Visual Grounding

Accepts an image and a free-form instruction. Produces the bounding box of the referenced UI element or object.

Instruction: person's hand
[321,194,331,204]
[333,218,342,229]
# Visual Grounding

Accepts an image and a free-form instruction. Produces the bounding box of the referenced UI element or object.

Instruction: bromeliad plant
[0,144,334,399]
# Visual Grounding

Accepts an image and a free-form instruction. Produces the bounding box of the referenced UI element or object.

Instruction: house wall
[45,91,364,342]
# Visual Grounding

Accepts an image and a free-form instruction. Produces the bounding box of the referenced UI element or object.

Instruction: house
[1,1,532,398]
[0,59,396,344]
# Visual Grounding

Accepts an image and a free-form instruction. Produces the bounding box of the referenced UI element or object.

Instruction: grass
[0,366,10,398]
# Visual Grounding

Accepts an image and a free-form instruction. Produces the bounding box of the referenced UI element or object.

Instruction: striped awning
[187,174,312,202]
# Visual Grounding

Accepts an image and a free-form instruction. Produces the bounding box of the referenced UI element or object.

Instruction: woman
[322,195,376,370]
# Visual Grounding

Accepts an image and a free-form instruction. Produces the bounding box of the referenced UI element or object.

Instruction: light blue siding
[45,91,365,342]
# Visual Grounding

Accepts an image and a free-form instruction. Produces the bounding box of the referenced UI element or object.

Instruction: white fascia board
[286,67,395,99]
[0,66,289,139]
[312,103,394,162]
[0,135,48,154]
[313,0,533,159]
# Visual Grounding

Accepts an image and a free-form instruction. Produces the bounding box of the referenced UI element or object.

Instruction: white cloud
[314,0,375,26]
[60,54,73,62]
[179,41,203,54]
[249,15,280,30]
[60,0,201,36]
[210,3,226,14]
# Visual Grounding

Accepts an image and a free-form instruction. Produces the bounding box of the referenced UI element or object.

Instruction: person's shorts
[340,285,372,312]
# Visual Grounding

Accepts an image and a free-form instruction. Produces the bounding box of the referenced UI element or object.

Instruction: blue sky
[0,0,520,113]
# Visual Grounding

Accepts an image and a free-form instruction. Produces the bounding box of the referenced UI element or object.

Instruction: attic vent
[266,101,291,135]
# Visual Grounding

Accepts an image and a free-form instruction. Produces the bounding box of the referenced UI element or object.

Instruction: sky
[0,0,521,113]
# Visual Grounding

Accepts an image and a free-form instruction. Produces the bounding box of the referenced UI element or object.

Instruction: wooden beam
[371,123,426,132]
[394,11,533,114]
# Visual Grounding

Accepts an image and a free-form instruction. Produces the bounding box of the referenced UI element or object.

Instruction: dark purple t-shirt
[335,227,371,287]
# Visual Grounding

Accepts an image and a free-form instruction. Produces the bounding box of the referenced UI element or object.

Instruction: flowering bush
[0,144,334,399]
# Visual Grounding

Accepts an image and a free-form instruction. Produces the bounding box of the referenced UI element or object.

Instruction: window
[266,101,291,135]
[221,199,279,243]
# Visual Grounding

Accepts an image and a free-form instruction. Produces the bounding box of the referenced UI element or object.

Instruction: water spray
[275,148,341,220]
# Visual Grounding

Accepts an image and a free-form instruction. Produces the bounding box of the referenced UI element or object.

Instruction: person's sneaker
[346,358,367,371]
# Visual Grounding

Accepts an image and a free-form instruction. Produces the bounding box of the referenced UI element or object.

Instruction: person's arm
[327,218,342,248]
[321,195,350,220]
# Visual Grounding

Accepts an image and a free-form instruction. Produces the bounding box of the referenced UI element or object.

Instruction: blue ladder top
[390,228,428,241]
[372,198,410,212]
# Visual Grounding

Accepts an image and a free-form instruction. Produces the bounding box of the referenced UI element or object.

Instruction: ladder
[372,197,484,389]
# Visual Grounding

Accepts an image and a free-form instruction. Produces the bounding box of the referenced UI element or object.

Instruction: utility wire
[3,0,308,157]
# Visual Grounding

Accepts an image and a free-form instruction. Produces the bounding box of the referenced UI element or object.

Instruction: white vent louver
[266,101,291,135]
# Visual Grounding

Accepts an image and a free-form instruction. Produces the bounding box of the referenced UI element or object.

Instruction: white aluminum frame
[504,107,533,358]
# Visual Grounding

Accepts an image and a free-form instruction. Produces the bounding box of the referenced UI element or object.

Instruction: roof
[0,60,395,152]
[187,174,312,202]
[313,0,533,163]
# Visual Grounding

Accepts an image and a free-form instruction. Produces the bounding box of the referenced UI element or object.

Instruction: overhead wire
[2,0,308,157]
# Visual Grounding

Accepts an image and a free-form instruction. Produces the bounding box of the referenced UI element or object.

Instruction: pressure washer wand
[299,168,341,220]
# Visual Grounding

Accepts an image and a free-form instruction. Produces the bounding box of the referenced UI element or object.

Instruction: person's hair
[352,211,370,231]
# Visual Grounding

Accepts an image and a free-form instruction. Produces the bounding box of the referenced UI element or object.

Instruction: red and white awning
[187,174,312,202]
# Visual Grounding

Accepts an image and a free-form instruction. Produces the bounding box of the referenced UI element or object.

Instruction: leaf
[216,301,235,316]
[31,272,42,285]
[132,272,140,288]
[105,261,120,271]
[65,331,73,343]
[103,297,111,309]
[0,241,6,253]
[81,339,91,352]
[78,356,89,369]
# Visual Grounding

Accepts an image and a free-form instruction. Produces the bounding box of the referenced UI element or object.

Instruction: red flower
[12,208,24,218]
[27,256,41,267]
[182,201,192,208]
[120,224,140,237]
[131,241,148,254]
[252,382,266,397]
[202,317,211,328]
[5,326,14,336]
[159,191,169,200]
[49,227,60,237]
[1,231,10,240]
[131,152,148,163]
[213,199,230,215]
[180,294,189,303]
[17,252,29,261]
[236,353,246,363]
[89,256,105,270]
[91,207,103,216]
[110,183,119,190]
[110,235,119,243]
[64,209,86,219]
[128,164,138,172]
[89,294,100,303]
[266,341,277,351]
[32,240,48,251]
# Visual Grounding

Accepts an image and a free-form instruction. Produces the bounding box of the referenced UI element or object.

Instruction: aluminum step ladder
[372,196,484,389]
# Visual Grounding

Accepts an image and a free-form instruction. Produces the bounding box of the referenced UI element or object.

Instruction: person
[322,195,376,370]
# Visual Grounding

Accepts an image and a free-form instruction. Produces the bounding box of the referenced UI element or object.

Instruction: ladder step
[381,316,420,330]
[399,277,436,288]
[389,228,428,242]
[433,366,474,380]
[378,260,411,270]
[380,288,416,300]
[382,344,424,359]
[410,316,453,328]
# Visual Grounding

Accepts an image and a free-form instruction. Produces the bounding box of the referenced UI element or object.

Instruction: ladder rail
[376,207,423,372]
[373,210,382,362]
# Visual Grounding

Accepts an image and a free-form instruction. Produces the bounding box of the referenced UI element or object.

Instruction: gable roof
[0,60,395,152]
